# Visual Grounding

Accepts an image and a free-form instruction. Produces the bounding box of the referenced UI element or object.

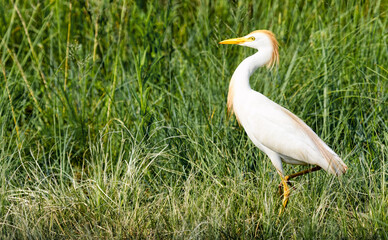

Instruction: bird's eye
[249,36,256,41]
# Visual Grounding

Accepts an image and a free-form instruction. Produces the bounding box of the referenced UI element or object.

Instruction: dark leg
[287,166,322,180]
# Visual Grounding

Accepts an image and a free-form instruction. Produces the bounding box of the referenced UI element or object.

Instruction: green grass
[0,0,387,238]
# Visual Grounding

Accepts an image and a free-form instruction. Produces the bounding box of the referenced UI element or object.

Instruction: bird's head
[219,30,279,68]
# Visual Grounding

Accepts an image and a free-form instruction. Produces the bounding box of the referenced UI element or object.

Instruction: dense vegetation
[0,0,386,238]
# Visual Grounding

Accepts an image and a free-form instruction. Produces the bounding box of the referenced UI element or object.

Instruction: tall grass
[0,0,387,238]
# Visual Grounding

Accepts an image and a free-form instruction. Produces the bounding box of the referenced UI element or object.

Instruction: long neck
[227,48,272,114]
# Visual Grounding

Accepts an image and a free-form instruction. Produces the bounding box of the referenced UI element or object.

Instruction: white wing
[235,92,347,176]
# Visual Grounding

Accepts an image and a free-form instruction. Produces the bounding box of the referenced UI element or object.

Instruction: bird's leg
[287,166,322,180]
[278,166,322,194]
[278,166,322,215]
[278,180,294,196]
[278,176,290,215]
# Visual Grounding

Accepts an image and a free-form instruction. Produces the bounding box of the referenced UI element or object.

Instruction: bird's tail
[326,153,348,176]
[312,134,348,176]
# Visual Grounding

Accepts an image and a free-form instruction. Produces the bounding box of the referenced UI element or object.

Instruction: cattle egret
[219,30,347,214]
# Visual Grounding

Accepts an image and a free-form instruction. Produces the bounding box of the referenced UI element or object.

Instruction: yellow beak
[219,37,252,45]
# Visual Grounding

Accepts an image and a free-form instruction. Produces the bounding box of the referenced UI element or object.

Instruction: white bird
[219,30,347,213]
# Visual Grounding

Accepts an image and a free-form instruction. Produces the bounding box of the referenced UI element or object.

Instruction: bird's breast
[232,91,267,126]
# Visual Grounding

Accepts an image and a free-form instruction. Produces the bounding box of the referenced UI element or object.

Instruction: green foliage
[0,0,386,238]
